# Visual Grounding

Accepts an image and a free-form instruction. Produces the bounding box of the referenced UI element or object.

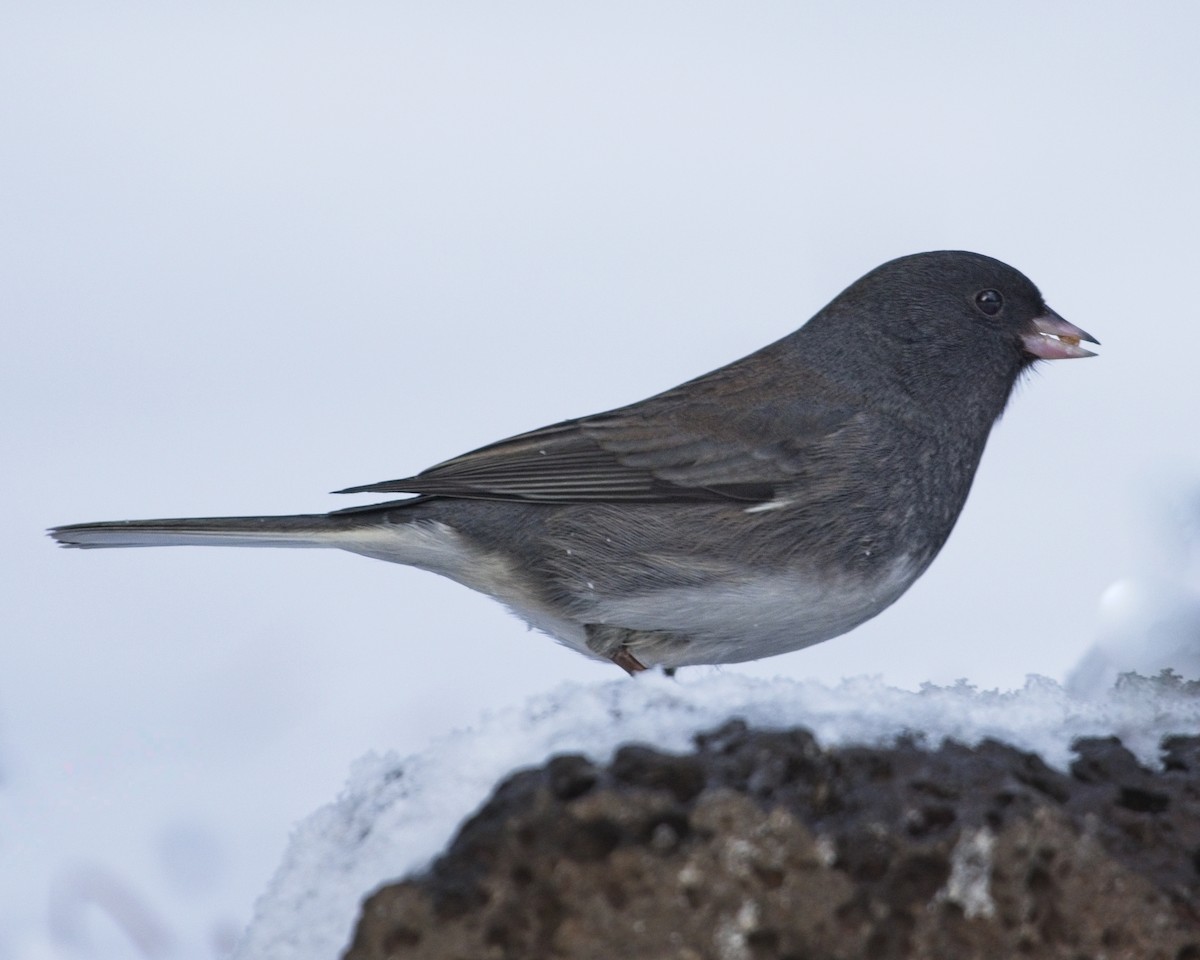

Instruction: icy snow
[233,671,1200,960]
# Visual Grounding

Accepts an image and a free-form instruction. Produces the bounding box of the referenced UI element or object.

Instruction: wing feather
[337,348,865,504]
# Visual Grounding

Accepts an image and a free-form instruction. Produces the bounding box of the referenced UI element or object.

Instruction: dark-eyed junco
[51,251,1097,673]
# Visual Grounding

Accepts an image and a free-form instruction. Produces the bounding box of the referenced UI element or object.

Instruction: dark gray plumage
[50,251,1098,673]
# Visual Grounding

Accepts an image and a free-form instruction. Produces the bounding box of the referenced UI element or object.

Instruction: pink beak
[1021,308,1100,360]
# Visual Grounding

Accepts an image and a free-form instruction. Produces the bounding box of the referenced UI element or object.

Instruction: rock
[345,722,1200,960]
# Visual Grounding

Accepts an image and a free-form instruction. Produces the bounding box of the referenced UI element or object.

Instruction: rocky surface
[345,721,1200,960]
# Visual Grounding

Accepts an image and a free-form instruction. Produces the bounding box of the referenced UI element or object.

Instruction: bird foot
[585,623,650,675]
[610,648,648,675]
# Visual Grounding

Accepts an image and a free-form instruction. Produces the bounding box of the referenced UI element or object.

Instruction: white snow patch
[936,826,997,919]
[233,672,1200,960]
[1069,576,1200,696]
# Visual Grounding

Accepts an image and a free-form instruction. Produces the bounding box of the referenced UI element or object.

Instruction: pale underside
[341,519,917,668]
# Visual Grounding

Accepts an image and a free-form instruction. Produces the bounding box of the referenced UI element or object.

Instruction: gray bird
[50,251,1097,673]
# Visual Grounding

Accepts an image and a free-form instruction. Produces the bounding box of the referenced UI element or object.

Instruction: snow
[1069,483,1200,697]
[936,827,997,920]
[234,671,1200,960]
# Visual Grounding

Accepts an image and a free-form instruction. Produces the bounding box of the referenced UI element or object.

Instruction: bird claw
[610,648,648,675]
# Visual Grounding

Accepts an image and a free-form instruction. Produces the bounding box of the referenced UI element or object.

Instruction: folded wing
[338,359,864,505]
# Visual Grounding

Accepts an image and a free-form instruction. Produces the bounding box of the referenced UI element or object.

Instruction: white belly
[579,558,918,666]
[337,519,917,669]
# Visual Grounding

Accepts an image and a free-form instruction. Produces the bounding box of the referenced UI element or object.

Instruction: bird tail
[48,514,348,550]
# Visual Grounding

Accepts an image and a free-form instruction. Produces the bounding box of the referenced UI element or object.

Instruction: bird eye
[975,289,1003,316]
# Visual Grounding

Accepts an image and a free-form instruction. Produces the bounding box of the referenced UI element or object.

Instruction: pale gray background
[3,3,1197,956]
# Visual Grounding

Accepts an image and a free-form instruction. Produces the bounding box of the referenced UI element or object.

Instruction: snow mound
[234,670,1200,960]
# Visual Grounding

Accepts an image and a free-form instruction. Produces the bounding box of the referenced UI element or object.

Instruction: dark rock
[345,726,1200,959]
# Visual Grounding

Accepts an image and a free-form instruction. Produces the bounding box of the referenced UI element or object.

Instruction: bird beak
[1020,308,1100,360]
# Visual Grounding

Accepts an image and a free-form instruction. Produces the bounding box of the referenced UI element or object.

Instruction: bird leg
[610,647,649,675]
[585,624,649,675]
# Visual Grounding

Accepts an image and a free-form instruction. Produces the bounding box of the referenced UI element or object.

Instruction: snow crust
[234,671,1200,960]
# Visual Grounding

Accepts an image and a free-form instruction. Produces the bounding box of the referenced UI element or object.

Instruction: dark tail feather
[48,514,345,550]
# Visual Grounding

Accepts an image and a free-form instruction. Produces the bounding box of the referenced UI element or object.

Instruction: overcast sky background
[3,3,1199,956]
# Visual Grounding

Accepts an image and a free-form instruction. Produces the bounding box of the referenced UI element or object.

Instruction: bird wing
[338,359,864,505]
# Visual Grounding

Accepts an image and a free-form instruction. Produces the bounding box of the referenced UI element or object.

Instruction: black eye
[975,289,1003,316]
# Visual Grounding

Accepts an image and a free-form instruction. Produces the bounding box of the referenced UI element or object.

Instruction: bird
[50,251,1098,674]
